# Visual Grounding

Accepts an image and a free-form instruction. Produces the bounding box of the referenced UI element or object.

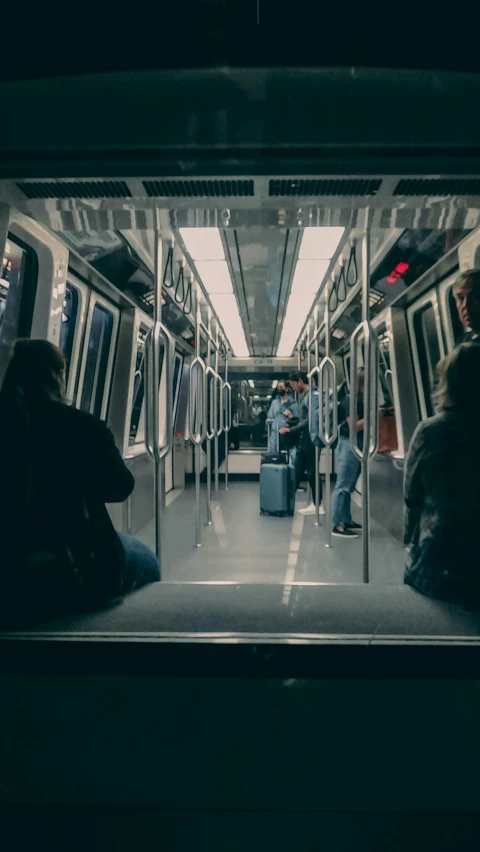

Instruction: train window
[0,234,38,384]
[59,283,79,383]
[448,286,464,345]
[80,303,115,418]
[412,302,443,418]
[129,324,149,445]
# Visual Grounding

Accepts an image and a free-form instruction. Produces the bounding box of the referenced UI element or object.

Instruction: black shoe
[346,521,362,530]
[332,526,359,538]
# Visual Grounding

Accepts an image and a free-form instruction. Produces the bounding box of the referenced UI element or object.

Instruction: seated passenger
[331,368,364,538]
[404,343,480,604]
[0,339,159,618]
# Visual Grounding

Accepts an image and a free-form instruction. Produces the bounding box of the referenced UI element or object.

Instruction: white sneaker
[298,503,326,516]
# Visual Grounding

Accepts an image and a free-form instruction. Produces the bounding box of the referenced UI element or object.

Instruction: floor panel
[137,481,405,584]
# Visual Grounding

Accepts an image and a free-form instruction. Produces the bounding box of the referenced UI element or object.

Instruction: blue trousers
[118,532,160,593]
[332,436,361,527]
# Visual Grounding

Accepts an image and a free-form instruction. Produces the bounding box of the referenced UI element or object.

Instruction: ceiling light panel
[195,260,233,294]
[179,227,224,261]
[248,379,255,388]
[299,227,345,260]
[290,259,330,296]
[209,293,249,357]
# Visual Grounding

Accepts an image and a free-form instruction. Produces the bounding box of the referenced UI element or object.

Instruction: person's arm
[77,414,135,503]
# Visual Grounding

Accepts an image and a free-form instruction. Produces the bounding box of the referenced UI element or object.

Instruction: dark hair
[0,339,66,413]
[289,370,309,384]
[434,343,480,415]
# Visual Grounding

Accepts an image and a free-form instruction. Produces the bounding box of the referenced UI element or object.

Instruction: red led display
[386,261,409,284]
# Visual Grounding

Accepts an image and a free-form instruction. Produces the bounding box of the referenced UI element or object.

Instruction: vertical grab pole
[348,213,378,583]
[206,309,213,526]
[306,322,312,505]
[152,210,163,571]
[224,343,230,490]
[194,294,203,547]
[361,218,371,585]
[313,307,321,526]
[214,326,220,500]
[319,281,338,549]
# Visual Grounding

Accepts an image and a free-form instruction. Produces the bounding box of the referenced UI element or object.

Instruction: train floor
[136,481,405,584]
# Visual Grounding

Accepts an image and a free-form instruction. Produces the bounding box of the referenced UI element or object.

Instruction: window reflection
[80,303,114,418]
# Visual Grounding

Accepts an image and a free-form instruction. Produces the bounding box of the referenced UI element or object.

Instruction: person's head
[289,370,309,394]
[454,270,480,334]
[0,339,66,411]
[434,342,480,416]
[276,379,289,397]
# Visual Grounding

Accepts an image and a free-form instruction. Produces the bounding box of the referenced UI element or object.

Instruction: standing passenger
[283,371,324,515]
[266,379,299,458]
[331,368,364,538]
[404,343,480,604]
[453,269,480,344]
[0,339,160,619]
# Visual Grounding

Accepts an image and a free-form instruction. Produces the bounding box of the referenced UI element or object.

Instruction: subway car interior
[2,59,480,851]
[0,179,476,589]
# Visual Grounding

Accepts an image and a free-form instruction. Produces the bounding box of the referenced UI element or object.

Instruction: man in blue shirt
[266,379,299,455]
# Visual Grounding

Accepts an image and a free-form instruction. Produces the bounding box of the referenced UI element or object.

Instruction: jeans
[118,532,160,593]
[332,436,361,527]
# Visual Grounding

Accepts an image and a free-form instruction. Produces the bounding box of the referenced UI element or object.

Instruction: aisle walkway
[137,481,405,584]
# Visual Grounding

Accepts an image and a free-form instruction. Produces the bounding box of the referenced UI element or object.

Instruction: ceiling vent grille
[143,179,255,198]
[393,178,480,196]
[16,180,132,200]
[269,178,382,197]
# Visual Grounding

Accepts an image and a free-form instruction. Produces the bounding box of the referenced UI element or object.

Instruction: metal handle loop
[205,366,217,440]
[349,320,379,462]
[158,322,175,460]
[318,356,338,447]
[144,327,154,459]
[189,356,207,445]
[216,373,224,436]
[307,366,319,433]
[222,381,232,432]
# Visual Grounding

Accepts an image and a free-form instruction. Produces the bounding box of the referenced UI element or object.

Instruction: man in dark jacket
[280,371,324,516]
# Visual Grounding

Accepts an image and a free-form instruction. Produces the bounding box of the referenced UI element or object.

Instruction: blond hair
[434,343,480,413]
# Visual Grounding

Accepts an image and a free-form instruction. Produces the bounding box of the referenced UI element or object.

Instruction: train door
[407,291,446,420]
[164,350,184,494]
[59,275,89,405]
[0,233,38,382]
[76,293,120,420]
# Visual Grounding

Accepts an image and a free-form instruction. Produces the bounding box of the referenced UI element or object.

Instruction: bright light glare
[290,259,330,296]
[195,260,233,294]
[248,379,255,388]
[209,293,249,356]
[299,227,344,260]
[272,380,278,388]
[277,293,317,356]
[179,228,224,261]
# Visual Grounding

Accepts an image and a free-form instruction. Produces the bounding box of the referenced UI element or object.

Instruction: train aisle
[136,482,405,584]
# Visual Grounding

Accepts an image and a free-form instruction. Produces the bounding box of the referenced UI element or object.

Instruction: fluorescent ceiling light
[290,259,330,296]
[209,293,249,357]
[272,380,278,388]
[299,227,344,260]
[195,260,233,294]
[179,228,224,261]
[248,379,255,388]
